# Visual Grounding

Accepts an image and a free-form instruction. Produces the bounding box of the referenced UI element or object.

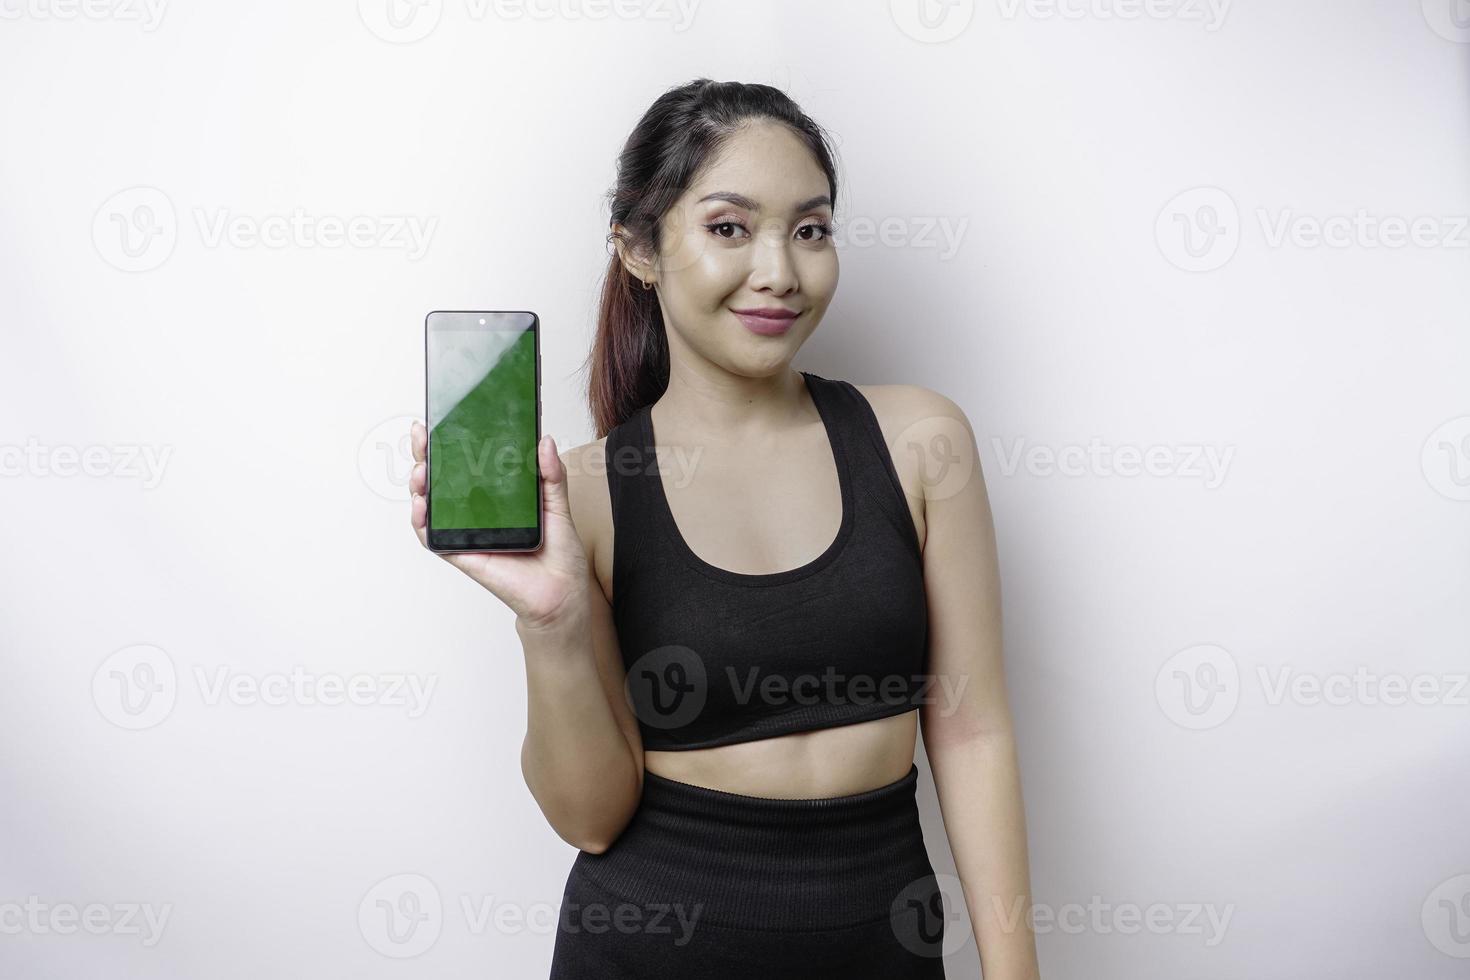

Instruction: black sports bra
[604,371,930,751]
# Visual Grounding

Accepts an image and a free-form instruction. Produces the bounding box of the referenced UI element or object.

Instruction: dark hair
[584,78,840,437]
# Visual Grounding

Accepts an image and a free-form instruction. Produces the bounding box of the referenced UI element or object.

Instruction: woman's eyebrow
[696,191,832,213]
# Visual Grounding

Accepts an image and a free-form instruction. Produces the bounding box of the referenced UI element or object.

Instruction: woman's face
[625,119,840,376]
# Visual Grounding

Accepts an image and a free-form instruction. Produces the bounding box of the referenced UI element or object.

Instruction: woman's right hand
[408,420,590,632]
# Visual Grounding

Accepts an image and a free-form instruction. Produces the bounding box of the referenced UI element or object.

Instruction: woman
[408,79,1040,979]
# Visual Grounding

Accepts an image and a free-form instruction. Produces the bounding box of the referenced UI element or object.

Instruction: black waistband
[570,764,935,931]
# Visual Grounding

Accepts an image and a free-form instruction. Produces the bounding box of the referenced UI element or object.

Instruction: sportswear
[547,763,949,978]
[603,371,930,750]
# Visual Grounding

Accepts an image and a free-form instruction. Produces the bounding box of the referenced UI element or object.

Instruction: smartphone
[423,310,542,554]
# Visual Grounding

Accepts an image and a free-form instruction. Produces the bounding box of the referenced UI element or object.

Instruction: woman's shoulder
[842,380,971,554]
[847,379,973,438]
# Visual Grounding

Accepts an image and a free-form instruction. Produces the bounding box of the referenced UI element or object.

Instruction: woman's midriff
[641,707,920,799]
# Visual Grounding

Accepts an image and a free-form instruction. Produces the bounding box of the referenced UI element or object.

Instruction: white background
[2,0,1468,977]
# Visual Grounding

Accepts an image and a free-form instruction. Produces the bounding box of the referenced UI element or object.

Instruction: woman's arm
[409,426,644,853]
[518,536,645,853]
[906,389,1042,980]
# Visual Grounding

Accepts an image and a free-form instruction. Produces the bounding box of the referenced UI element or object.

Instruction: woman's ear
[611,224,656,288]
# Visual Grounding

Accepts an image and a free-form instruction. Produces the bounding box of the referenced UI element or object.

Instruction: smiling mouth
[731,309,801,335]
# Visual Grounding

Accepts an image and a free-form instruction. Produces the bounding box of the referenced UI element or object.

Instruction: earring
[641,278,653,291]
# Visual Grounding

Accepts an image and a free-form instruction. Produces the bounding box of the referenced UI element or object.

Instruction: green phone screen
[427,315,538,533]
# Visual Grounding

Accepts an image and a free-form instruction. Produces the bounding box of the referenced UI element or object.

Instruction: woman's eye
[706,221,747,240]
[798,222,832,242]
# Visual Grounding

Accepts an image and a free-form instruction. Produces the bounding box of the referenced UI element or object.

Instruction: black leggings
[548,763,948,979]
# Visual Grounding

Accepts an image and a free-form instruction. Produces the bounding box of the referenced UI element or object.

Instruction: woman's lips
[732,310,799,336]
